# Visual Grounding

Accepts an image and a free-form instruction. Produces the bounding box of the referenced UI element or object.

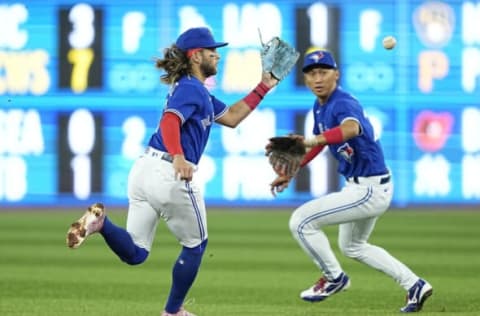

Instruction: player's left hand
[261,71,279,89]
[265,134,304,156]
[265,135,306,177]
[270,174,292,197]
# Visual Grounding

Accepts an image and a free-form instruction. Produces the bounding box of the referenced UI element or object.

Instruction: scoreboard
[1,0,480,208]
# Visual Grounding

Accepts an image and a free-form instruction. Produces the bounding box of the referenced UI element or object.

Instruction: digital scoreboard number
[57,110,103,200]
[294,2,340,86]
[58,3,103,93]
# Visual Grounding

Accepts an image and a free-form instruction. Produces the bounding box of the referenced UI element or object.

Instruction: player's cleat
[300,272,351,302]
[161,307,197,316]
[66,203,106,249]
[400,278,433,313]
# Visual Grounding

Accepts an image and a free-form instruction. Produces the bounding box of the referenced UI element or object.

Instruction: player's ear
[189,49,204,64]
[190,53,200,64]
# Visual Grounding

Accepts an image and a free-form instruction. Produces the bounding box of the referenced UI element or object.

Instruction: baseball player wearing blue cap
[270,48,433,313]
[66,27,279,316]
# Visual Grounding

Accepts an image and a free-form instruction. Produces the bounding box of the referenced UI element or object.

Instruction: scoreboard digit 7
[58,3,103,93]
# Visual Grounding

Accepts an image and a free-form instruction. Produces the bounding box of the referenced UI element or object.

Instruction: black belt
[145,148,173,163]
[352,175,390,185]
[160,152,173,163]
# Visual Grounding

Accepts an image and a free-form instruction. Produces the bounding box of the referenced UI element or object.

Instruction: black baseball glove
[265,136,306,177]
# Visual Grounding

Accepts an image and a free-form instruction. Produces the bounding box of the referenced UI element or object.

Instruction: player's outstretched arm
[304,120,360,147]
[216,72,277,128]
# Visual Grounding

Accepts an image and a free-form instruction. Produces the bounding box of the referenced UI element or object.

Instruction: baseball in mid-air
[382,36,396,50]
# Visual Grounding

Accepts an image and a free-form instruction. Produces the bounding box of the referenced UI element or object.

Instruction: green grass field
[1,208,479,316]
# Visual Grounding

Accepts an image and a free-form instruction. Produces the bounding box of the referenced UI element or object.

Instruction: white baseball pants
[289,175,419,290]
[125,148,207,251]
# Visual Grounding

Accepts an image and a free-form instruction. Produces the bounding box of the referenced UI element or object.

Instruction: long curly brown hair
[155,45,192,84]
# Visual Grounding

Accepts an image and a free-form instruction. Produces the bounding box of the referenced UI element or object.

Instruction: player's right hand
[173,155,193,181]
[270,174,292,197]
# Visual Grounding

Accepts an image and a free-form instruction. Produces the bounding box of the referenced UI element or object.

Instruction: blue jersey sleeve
[210,94,228,120]
[331,98,363,127]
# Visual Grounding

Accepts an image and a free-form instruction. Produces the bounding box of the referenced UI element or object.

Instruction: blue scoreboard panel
[1,0,479,207]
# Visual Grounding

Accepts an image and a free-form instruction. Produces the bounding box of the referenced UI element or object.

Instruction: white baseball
[382,36,396,50]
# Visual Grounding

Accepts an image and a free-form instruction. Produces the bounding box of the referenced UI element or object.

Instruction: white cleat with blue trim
[300,272,351,302]
[400,278,433,313]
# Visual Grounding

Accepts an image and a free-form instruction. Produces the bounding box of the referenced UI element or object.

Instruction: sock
[100,217,149,265]
[164,239,208,313]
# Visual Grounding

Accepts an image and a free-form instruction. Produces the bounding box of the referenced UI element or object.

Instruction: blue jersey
[312,86,388,178]
[148,75,227,164]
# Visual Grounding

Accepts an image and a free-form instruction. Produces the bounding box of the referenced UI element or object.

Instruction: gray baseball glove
[260,36,300,81]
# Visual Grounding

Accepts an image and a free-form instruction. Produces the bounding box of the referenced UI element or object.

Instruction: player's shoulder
[171,76,207,97]
[177,76,205,90]
[335,86,358,101]
[333,86,362,107]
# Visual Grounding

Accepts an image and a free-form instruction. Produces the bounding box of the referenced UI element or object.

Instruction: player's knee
[338,240,361,259]
[288,212,301,236]
[289,211,314,238]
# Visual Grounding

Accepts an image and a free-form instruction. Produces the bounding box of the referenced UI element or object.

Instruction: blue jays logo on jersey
[199,96,216,130]
[337,143,354,163]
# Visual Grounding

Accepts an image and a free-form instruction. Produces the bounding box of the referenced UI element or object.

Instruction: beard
[200,60,217,78]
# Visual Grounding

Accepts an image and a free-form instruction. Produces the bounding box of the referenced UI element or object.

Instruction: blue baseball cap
[176,27,228,52]
[302,49,337,72]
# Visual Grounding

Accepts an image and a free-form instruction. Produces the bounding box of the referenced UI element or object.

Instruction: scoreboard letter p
[418,50,449,93]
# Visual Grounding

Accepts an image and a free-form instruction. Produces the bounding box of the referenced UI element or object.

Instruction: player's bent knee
[288,212,313,240]
[288,212,301,236]
[338,241,362,259]
[289,209,320,237]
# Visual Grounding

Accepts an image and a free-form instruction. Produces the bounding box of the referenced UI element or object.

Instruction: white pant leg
[158,178,207,248]
[289,215,342,280]
[127,154,207,250]
[126,157,161,251]
[289,181,392,280]
[126,199,159,252]
[338,216,418,290]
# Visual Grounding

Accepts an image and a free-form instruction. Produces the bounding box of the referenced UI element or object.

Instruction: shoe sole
[302,279,351,302]
[416,288,433,312]
[66,203,104,249]
[161,309,197,316]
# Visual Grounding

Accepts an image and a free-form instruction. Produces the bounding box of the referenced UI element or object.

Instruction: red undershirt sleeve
[160,112,184,156]
[300,144,325,168]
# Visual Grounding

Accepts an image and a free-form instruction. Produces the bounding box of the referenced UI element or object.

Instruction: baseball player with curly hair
[269,49,433,313]
[65,27,292,316]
